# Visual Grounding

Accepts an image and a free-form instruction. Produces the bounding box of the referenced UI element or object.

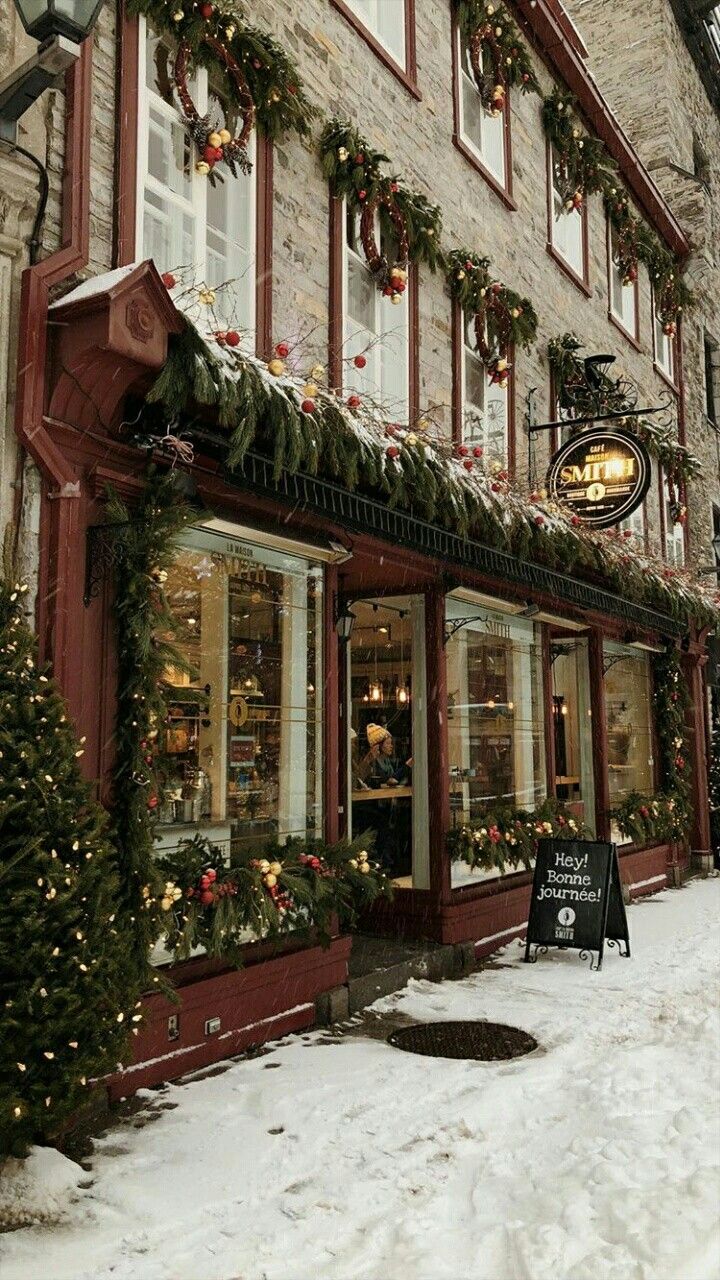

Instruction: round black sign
[546,428,652,529]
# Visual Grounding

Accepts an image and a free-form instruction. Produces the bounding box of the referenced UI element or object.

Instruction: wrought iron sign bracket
[528,388,675,435]
[443,615,489,645]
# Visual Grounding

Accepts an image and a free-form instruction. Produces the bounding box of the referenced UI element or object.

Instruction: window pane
[604,646,654,843]
[552,173,584,277]
[345,0,405,65]
[347,253,377,333]
[158,531,323,862]
[483,111,505,184]
[143,187,194,274]
[447,603,546,885]
[461,70,484,153]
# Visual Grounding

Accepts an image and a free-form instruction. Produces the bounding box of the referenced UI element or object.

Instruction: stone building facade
[566,0,720,570]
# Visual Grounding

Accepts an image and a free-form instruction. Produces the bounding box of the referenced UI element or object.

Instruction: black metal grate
[387,1020,538,1061]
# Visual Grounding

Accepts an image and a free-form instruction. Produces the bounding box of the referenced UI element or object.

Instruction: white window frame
[664,474,686,568]
[618,502,646,543]
[342,201,410,421]
[460,316,508,465]
[343,0,407,68]
[653,301,675,383]
[549,148,586,281]
[608,225,638,340]
[136,15,257,338]
[456,30,507,188]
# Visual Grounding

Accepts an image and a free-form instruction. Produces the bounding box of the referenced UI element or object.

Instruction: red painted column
[683,647,712,865]
[541,626,556,798]
[323,564,340,844]
[425,587,451,903]
[588,628,611,840]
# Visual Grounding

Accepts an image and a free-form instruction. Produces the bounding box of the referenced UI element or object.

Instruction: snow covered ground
[2,878,720,1280]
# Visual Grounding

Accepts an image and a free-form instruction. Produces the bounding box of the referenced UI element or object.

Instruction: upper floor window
[548,148,586,285]
[455,30,507,189]
[137,20,256,334]
[608,226,638,342]
[460,316,508,466]
[341,0,406,68]
[664,475,685,568]
[653,304,676,383]
[343,205,409,419]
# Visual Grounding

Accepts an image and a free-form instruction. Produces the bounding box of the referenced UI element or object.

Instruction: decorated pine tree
[0,580,142,1157]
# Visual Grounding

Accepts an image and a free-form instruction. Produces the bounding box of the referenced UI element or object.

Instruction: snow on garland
[447,799,584,875]
[447,248,537,384]
[126,0,315,179]
[319,118,443,301]
[453,0,540,115]
[547,332,700,514]
[135,297,719,633]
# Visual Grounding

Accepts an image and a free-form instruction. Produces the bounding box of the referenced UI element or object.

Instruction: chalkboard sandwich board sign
[524,839,630,971]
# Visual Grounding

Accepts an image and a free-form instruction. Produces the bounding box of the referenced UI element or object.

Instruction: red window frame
[606,217,640,350]
[330,0,420,99]
[546,142,591,297]
[451,299,515,475]
[451,17,516,211]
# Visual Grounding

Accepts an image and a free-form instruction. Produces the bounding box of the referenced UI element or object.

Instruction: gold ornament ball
[302,382,318,398]
[198,288,216,305]
[264,873,277,888]
[269,860,283,876]
[195,160,211,175]
[405,432,418,446]
[259,859,271,874]
[391,294,402,305]
[360,864,370,874]
[487,2,495,11]
[338,146,348,161]
[172,8,183,19]
[267,357,286,376]
[511,307,520,318]
[219,128,232,144]
[270,90,281,103]
[417,417,430,431]
[310,363,325,379]
[456,269,466,280]
[225,25,235,38]
[208,131,222,148]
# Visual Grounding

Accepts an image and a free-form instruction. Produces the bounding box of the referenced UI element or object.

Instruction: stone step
[315,934,476,1024]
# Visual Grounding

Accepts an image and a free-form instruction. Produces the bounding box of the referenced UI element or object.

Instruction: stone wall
[3,0,715,585]
[565,0,720,568]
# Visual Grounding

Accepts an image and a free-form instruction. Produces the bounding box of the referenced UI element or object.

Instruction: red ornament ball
[386,445,400,459]
[161,272,176,289]
[202,145,217,165]
[390,181,399,193]
[463,458,473,471]
[200,890,214,906]
[199,2,213,16]
[347,394,361,408]
[147,794,158,810]
[534,515,545,526]
[571,515,582,527]
[353,354,367,368]
[355,153,365,164]
[473,446,483,458]
[491,482,501,493]
[358,189,367,201]
[491,282,503,295]
[465,260,474,271]
[457,445,469,457]
[301,398,316,413]
[225,330,240,347]
[275,342,290,357]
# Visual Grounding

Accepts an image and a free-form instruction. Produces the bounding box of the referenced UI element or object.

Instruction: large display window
[157,525,323,858]
[446,596,546,884]
[603,642,655,844]
[549,635,595,835]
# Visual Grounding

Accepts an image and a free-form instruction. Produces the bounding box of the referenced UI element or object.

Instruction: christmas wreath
[127,0,316,174]
[542,90,616,209]
[453,0,540,115]
[447,248,538,384]
[319,118,443,301]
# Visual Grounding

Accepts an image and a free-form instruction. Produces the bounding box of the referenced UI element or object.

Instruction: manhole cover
[387,1020,537,1061]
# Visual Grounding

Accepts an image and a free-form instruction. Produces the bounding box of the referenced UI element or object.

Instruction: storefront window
[550,636,595,836]
[157,526,323,858]
[347,597,428,888]
[446,598,545,884]
[604,642,655,844]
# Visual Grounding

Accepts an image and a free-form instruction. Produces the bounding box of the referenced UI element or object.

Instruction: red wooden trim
[330,0,421,99]
[114,6,139,266]
[425,587,451,904]
[328,190,344,390]
[541,624,556,796]
[451,298,463,445]
[683,650,712,857]
[675,313,690,559]
[511,0,689,258]
[606,216,640,349]
[255,135,274,360]
[506,341,516,478]
[545,141,591,296]
[651,294,680,391]
[588,628,610,840]
[409,263,420,425]
[451,17,516,210]
[324,564,340,844]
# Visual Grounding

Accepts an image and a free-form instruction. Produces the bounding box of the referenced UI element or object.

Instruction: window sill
[453,135,517,211]
[653,360,679,394]
[609,309,641,352]
[330,0,421,100]
[546,242,591,298]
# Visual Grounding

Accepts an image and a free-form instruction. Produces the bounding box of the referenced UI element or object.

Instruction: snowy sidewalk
[2,878,720,1280]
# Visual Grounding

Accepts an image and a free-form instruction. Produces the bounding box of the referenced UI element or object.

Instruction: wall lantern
[0,0,105,140]
[335,606,356,643]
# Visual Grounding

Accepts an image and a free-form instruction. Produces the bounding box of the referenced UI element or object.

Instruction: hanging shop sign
[546,428,652,528]
[524,839,630,971]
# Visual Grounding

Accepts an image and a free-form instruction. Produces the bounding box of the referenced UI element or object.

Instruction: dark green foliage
[154,832,392,963]
[542,90,617,202]
[446,798,584,874]
[0,581,142,1156]
[446,248,538,355]
[106,472,198,984]
[453,0,541,99]
[125,0,315,141]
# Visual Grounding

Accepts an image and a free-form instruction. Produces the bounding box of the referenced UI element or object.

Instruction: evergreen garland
[453,0,540,113]
[447,248,538,360]
[447,798,584,874]
[604,189,693,334]
[105,471,198,984]
[0,580,142,1156]
[709,719,720,855]
[319,118,443,296]
[154,832,391,964]
[542,90,616,208]
[125,0,315,146]
[138,314,720,632]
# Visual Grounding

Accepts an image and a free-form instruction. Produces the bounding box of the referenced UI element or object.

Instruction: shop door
[550,636,596,835]
[346,596,429,888]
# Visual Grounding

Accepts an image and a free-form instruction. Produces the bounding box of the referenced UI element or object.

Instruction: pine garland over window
[447,248,538,360]
[447,799,583,875]
[543,90,616,209]
[453,0,540,114]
